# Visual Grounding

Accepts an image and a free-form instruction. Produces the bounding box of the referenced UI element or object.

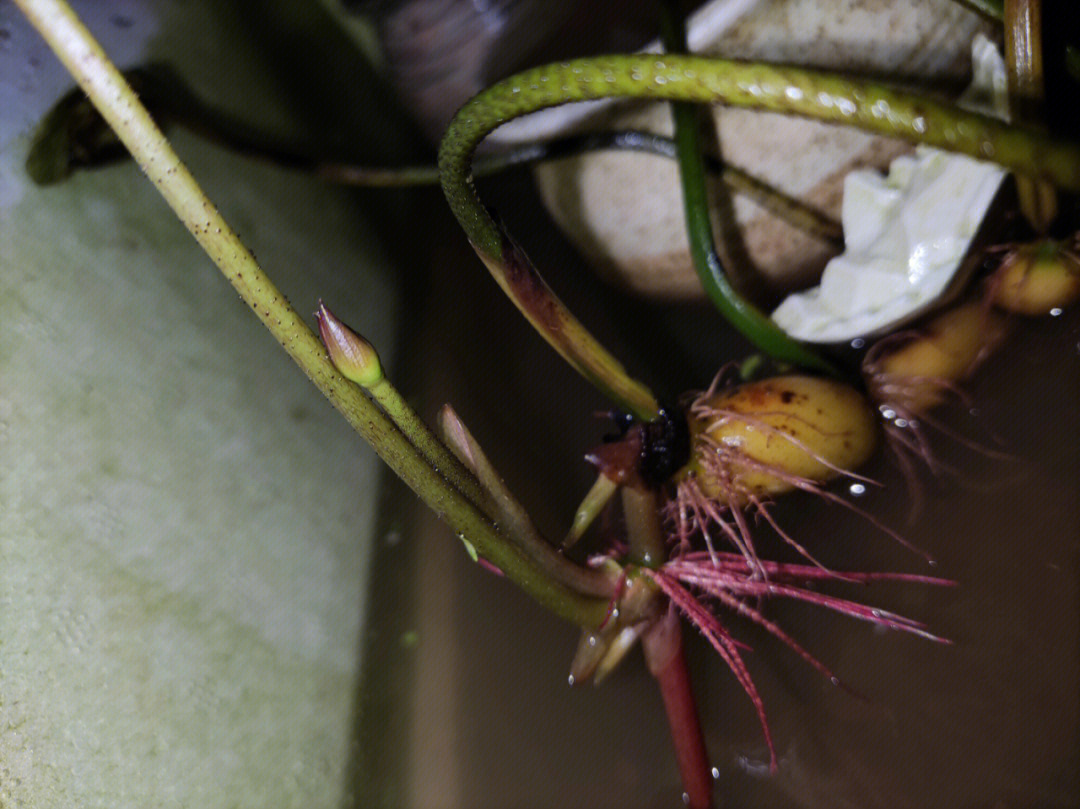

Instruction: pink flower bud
[315,302,384,388]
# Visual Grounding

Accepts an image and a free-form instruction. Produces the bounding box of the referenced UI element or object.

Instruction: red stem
[643,607,715,809]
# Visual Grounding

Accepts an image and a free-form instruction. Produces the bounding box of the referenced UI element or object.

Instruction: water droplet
[711,767,720,780]
[567,674,575,686]
[681,792,690,805]
[849,483,866,496]
[830,676,841,686]
[1050,307,1063,317]
[850,337,865,349]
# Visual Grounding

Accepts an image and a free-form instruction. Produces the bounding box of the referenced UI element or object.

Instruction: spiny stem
[15,0,613,628]
[443,56,1080,195]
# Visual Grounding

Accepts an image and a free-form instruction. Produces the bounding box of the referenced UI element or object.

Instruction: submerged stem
[622,486,668,569]
[658,2,840,375]
[16,0,612,627]
[642,607,715,809]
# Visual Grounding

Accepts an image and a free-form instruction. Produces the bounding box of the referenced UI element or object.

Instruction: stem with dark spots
[14,0,615,629]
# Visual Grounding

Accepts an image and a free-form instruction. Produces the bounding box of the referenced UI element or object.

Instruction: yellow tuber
[863,302,1009,416]
[680,375,879,504]
[990,238,1080,315]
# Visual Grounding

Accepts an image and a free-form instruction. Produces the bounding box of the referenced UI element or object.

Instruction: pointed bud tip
[316,302,383,388]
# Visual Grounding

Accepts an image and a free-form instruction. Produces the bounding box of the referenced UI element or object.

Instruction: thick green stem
[622,486,667,569]
[440,52,1080,393]
[443,55,1080,198]
[15,0,612,628]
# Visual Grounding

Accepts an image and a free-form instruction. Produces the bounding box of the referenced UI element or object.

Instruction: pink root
[665,399,933,568]
[644,555,954,772]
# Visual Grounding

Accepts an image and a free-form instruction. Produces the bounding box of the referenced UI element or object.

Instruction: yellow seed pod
[990,239,1080,316]
[682,375,879,502]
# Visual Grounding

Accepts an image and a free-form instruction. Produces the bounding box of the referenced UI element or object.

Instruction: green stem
[622,486,667,569]
[440,52,1080,390]
[366,377,489,509]
[659,2,839,375]
[443,56,1080,196]
[438,406,616,598]
[563,473,619,549]
[324,132,843,245]
[15,0,612,628]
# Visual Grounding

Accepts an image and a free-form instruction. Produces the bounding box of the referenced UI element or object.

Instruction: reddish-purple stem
[643,607,715,809]
[646,569,777,771]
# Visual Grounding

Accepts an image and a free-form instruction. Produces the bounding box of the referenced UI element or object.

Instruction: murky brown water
[353,166,1079,808]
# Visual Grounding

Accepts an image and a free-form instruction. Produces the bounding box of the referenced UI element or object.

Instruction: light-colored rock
[526,0,992,298]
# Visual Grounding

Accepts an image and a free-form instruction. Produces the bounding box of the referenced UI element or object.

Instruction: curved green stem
[440,52,1080,394]
[659,4,840,375]
[15,0,612,628]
